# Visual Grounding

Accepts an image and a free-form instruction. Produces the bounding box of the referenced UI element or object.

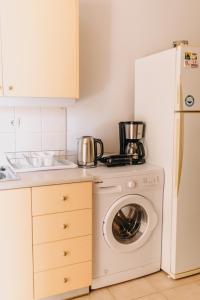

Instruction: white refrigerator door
[176,46,200,112]
[172,112,200,275]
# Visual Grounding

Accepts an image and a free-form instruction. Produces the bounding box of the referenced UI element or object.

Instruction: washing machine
[88,164,164,289]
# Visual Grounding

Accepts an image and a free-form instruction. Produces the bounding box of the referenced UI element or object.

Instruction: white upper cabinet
[0,0,79,99]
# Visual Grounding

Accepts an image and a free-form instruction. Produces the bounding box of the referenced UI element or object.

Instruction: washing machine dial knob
[127,181,136,188]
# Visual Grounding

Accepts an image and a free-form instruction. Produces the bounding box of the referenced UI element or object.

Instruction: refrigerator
[135,46,200,279]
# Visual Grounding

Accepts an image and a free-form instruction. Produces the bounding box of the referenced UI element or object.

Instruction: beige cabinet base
[34,235,92,272]
[0,181,92,300]
[32,182,92,216]
[34,261,92,299]
[0,188,33,300]
[33,209,92,244]
[39,287,89,300]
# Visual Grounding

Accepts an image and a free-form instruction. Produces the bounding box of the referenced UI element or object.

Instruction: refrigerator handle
[174,113,184,195]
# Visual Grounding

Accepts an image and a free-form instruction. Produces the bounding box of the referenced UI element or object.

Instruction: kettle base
[78,164,97,168]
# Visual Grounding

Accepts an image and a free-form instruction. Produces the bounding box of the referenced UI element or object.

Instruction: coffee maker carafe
[119,121,145,164]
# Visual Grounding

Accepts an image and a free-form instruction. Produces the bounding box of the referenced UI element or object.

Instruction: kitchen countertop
[0,167,93,190]
[0,163,162,190]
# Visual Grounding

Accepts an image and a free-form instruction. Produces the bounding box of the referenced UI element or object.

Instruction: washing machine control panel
[142,175,160,186]
[127,180,137,188]
[127,175,160,189]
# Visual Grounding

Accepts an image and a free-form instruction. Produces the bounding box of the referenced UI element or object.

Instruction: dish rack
[6,151,77,173]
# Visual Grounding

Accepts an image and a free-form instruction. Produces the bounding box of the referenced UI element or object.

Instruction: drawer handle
[64,277,69,283]
[64,251,69,257]
[62,196,68,201]
[63,224,69,230]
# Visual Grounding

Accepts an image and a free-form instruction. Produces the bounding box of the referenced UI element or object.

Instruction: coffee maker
[119,121,145,164]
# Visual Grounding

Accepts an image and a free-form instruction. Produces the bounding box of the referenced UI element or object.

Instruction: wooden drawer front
[32,182,92,216]
[33,209,92,244]
[34,261,92,300]
[34,235,92,272]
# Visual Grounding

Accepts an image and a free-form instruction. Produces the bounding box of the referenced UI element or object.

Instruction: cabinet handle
[64,277,69,283]
[64,251,69,257]
[63,224,69,230]
[8,86,14,91]
[62,196,68,201]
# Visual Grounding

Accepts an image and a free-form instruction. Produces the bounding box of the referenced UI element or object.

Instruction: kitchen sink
[0,166,19,181]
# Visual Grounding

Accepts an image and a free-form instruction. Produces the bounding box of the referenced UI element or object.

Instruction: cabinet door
[0,0,79,98]
[0,188,33,300]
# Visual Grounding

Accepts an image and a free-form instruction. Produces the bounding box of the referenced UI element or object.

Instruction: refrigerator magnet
[184,52,199,68]
[185,95,194,107]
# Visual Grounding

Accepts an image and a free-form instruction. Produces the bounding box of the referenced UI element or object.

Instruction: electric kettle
[77,136,104,168]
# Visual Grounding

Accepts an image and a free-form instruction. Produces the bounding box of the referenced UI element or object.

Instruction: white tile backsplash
[42,132,66,150]
[0,133,15,152]
[16,133,42,152]
[15,108,42,132]
[41,108,66,132]
[0,107,66,158]
[0,108,15,133]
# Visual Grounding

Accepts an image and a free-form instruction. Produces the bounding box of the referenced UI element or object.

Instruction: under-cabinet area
[0,181,92,300]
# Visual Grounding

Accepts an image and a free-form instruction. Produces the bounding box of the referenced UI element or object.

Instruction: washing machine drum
[103,194,158,252]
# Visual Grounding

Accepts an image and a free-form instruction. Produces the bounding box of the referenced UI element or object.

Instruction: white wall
[67,0,200,153]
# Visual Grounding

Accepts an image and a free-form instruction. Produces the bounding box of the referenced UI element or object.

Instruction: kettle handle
[95,139,104,160]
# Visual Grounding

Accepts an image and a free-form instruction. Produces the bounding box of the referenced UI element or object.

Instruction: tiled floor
[73,271,200,300]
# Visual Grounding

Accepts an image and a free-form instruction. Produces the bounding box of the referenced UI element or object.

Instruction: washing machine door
[103,194,158,252]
